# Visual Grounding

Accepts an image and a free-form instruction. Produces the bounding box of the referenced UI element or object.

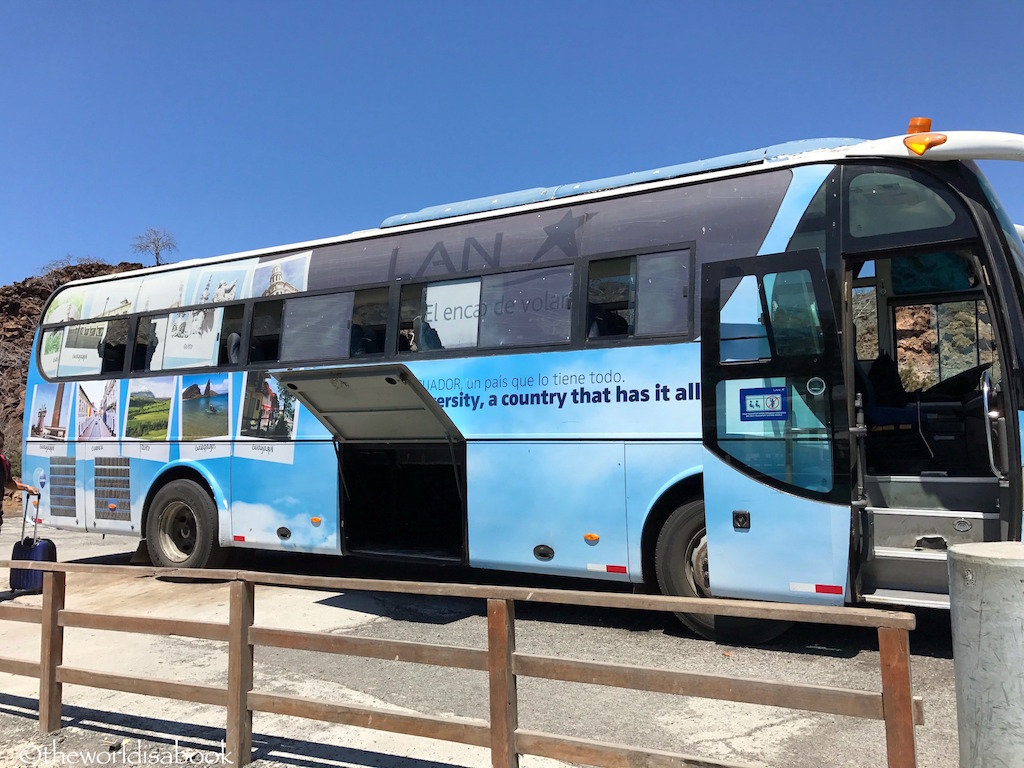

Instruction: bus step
[861,546,950,596]
[867,506,998,552]
[860,588,950,610]
[873,546,948,562]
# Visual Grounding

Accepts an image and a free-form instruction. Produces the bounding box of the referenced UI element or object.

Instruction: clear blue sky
[2,1,1023,286]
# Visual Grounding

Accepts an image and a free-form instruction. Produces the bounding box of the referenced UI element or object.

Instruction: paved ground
[0,496,959,768]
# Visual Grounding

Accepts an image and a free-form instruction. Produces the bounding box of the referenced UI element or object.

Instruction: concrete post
[948,541,1024,767]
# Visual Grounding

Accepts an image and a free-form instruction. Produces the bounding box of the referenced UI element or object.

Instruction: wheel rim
[155,501,198,563]
[684,526,712,598]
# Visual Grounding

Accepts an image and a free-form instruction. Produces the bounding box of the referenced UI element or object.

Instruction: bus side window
[218,305,245,366]
[57,322,105,378]
[636,249,691,337]
[478,266,573,348]
[719,275,770,362]
[133,315,166,372]
[280,293,354,362]
[587,257,633,338]
[398,284,428,353]
[250,300,284,363]
[99,318,130,375]
[399,281,482,353]
[587,249,691,340]
[766,270,824,357]
[351,287,388,356]
[39,328,62,378]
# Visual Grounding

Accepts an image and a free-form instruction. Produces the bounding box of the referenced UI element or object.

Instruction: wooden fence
[0,561,923,768]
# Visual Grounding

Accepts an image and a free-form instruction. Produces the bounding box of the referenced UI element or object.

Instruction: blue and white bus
[21,119,1024,639]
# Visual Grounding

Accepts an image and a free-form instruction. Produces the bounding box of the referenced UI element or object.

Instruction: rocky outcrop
[0,261,143,454]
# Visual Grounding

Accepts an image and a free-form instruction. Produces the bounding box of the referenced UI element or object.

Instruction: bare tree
[131,228,178,266]
[37,254,107,291]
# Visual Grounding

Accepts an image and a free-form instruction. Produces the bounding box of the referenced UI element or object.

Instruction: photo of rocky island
[179,373,230,440]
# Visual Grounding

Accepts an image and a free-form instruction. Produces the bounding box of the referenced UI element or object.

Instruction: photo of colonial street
[75,379,118,440]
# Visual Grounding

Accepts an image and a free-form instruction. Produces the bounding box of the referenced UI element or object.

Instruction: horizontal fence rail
[0,560,922,768]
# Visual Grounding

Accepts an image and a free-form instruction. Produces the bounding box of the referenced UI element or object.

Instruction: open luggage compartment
[342,443,465,561]
[275,364,467,563]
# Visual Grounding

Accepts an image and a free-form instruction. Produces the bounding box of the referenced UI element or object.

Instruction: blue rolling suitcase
[10,494,56,593]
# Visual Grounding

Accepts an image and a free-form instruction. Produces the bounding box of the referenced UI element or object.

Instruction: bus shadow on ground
[314,588,681,635]
[43,545,953,659]
[63,551,136,566]
[0,693,472,768]
[315,587,953,661]
[756,606,952,660]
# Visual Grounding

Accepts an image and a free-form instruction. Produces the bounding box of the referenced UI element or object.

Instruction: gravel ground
[0,499,959,768]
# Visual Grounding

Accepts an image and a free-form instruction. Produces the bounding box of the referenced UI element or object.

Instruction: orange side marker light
[904,132,947,156]
[904,116,946,155]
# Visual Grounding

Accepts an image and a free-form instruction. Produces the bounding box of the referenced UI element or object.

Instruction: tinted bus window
[350,288,388,355]
[587,249,692,340]
[97,318,130,375]
[217,305,245,366]
[587,257,633,338]
[843,166,975,252]
[250,301,284,363]
[280,293,354,362]
[133,316,167,372]
[58,321,105,378]
[636,249,690,336]
[479,266,573,348]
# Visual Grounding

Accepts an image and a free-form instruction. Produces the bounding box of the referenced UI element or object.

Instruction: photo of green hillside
[126,381,173,440]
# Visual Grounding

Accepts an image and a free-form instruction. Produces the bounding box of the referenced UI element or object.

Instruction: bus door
[849,250,1013,605]
[700,250,851,604]
[275,365,468,563]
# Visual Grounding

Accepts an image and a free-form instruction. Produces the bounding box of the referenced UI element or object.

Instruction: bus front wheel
[146,479,224,569]
[654,499,790,643]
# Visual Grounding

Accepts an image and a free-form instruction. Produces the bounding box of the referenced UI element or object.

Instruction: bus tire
[654,499,790,644]
[146,479,224,569]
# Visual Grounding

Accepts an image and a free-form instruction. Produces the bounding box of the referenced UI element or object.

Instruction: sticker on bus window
[739,386,788,421]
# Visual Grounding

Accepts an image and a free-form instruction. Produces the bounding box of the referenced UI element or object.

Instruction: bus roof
[381,129,1024,229]
[50,126,1024,294]
[379,137,862,228]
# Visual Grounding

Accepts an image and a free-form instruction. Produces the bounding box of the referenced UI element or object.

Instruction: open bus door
[275,365,467,562]
[700,250,853,605]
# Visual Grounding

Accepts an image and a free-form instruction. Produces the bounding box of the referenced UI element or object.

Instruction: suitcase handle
[21,491,41,543]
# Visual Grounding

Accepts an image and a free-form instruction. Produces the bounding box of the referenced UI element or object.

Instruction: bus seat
[857,351,918,426]
[587,303,628,338]
[350,324,383,355]
[854,347,935,472]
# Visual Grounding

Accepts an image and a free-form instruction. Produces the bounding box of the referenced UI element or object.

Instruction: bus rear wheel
[146,479,224,569]
[654,499,790,644]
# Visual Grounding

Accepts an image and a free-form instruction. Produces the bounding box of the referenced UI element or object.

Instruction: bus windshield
[973,162,1024,292]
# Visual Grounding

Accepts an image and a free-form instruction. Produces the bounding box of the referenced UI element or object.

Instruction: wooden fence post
[878,626,917,768]
[225,578,255,767]
[487,598,519,768]
[39,570,66,733]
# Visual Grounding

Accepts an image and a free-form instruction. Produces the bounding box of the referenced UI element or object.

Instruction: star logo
[533,209,585,262]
